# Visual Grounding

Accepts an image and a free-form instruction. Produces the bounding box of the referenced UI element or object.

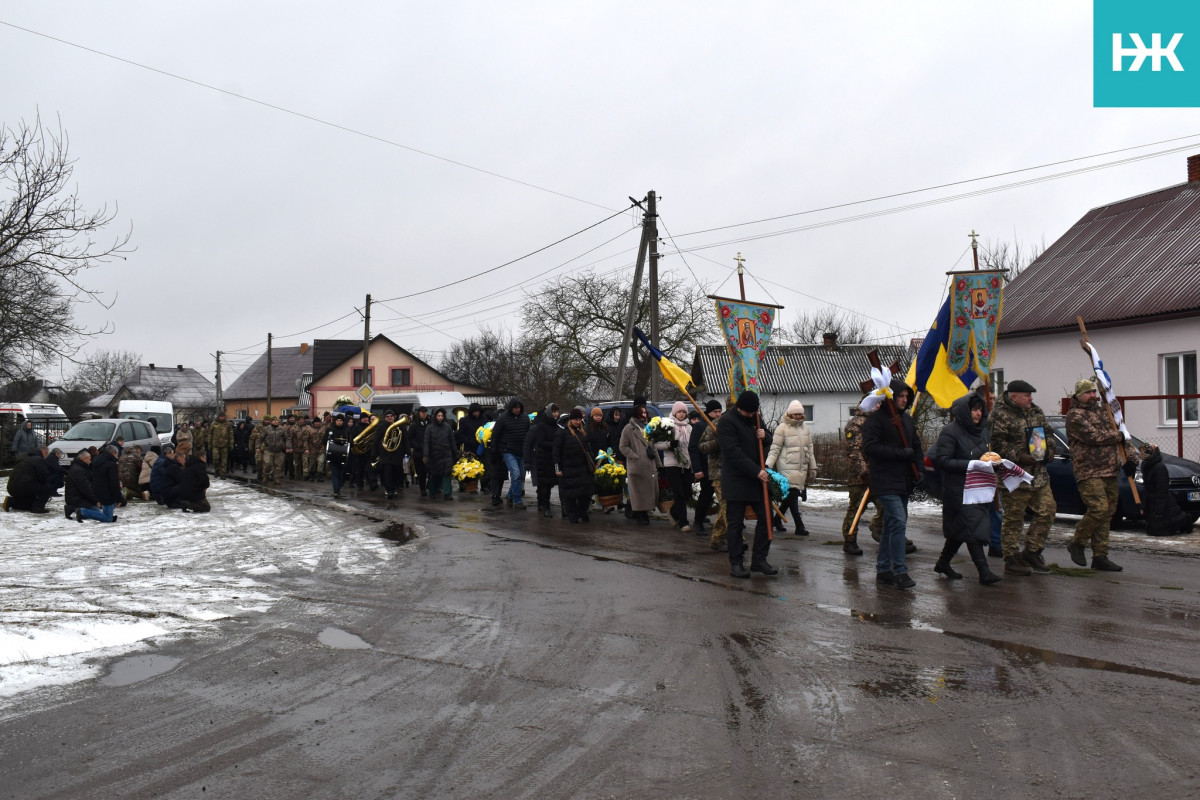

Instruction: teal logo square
[1094,0,1200,107]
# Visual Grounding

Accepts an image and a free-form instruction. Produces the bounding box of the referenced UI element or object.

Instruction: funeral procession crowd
[7,370,1188,591]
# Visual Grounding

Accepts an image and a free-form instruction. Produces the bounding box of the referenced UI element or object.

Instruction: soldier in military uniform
[1065,378,1138,571]
[303,418,325,480]
[988,379,1057,575]
[260,416,289,486]
[192,421,209,466]
[282,416,300,479]
[698,404,729,552]
[250,420,265,480]
[209,414,233,478]
[840,405,882,556]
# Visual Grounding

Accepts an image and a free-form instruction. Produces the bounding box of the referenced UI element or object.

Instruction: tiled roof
[223,347,313,400]
[691,344,912,394]
[88,365,217,409]
[311,339,365,385]
[1000,180,1200,336]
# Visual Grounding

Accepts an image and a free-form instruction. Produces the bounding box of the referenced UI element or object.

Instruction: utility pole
[266,333,273,416]
[214,351,223,414]
[613,192,652,402]
[647,191,660,404]
[362,294,372,387]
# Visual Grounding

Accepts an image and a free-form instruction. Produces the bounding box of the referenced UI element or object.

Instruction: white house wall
[694,390,862,437]
[995,317,1200,458]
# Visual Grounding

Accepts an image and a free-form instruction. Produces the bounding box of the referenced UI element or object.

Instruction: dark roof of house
[223,346,313,400]
[1000,180,1200,337]
[691,344,911,395]
[87,365,216,409]
[309,334,486,393]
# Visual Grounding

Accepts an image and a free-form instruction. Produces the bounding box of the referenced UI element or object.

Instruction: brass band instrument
[381,414,410,453]
[351,414,379,455]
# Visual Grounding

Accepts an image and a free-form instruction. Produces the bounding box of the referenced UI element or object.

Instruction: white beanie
[787,400,805,417]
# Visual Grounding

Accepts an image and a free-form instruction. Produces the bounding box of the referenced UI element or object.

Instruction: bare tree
[440,326,523,395]
[522,267,713,400]
[441,327,591,410]
[67,348,142,395]
[980,237,1045,282]
[0,114,132,384]
[776,308,872,345]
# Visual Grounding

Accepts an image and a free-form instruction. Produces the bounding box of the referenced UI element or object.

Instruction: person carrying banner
[988,379,1056,575]
[719,390,776,578]
[840,406,880,555]
[1066,378,1138,571]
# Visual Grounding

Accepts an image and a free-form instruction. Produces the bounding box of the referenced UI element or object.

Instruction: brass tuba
[352,414,380,455]
[381,414,410,453]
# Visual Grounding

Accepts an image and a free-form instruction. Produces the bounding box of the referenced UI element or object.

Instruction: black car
[555,401,664,430]
[921,415,1200,529]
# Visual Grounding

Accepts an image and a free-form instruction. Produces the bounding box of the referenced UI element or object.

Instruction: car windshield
[61,421,116,441]
[121,411,173,432]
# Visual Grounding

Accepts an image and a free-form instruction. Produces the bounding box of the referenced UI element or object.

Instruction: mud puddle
[101,654,182,687]
[318,627,371,650]
[377,522,416,545]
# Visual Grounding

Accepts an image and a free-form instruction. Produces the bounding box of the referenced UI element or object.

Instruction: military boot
[843,539,863,556]
[1092,555,1123,572]
[1004,555,1032,576]
[1021,547,1050,573]
[1067,541,1087,566]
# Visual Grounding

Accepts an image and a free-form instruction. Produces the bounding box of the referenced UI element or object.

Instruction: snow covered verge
[0,478,408,703]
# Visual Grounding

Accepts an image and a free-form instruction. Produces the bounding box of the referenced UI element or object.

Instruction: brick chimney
[822,332,838,350]
[1188,154,1200,182]
[300,342,309,355]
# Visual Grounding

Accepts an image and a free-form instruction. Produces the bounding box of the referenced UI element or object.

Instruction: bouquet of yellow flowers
[595,462,627,495]
[451,456,485,484]
[643,416,674,445]
[476,421,494,446]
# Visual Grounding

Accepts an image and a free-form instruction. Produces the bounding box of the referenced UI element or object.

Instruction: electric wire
[0,19,617,213]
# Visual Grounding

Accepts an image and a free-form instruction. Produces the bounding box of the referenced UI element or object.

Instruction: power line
[0,19,618,212]
[672,132,1200,240]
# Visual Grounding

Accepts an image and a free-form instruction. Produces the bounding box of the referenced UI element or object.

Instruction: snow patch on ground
[0,478,403,702]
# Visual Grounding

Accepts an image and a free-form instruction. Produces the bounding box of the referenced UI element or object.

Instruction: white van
[0,402,72,447]
[117,400,175,445]
[367,391,471,418]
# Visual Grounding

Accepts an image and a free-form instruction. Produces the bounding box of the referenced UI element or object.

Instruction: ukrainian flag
[634,327,694,394]
[905,294,978,408]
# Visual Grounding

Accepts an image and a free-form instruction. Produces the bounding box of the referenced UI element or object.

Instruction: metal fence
[0,418,73,469]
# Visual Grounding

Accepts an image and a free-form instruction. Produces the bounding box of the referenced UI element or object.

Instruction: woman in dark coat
[932,394,1001,585]
[232,422,251,472]
[1141,443,1191,535]
[180,452,212,512]
[524,404,561,517]
[422,408,458,500]
[554,407,596,523]
[586,407,610,459]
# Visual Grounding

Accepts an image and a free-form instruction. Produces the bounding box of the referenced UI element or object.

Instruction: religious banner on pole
[946,269,1005,375]
[709,295,783,400]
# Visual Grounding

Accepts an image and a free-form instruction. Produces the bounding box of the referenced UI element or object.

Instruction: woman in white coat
[765,400,818,535]
[655,401,693,531]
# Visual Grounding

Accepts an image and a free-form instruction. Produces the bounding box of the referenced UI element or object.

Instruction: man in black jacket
[718,391,776,578]
[4,444,52,513]
[491,397,530,509]
[179,451,212,512]
[88,445,122,522]
[408,407,431,496]
[66,450,116,523]
[861,379,925,590]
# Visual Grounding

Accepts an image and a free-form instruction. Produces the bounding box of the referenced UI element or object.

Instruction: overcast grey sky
[3,1,1197,388]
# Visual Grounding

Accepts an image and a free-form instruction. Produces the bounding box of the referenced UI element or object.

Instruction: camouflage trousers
[212,446,229,477]
[842,483,882,541]
[999,482,1056,556]
[708,480,729,545]
[262,451,285,484]
[255,448,264,474]
[306,452,320,477]
[1073,477,1119,557]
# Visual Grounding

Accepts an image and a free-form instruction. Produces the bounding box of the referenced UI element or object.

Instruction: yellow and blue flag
[905,294,979,408]
[634,327,694,394]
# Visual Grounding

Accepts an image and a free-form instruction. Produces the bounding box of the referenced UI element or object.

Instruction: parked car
[922,415,1200,529]
[558,401,665,430]
[55,418,161,466]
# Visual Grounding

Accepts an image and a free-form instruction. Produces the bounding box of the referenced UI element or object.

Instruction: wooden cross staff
[1077,317,1142,508]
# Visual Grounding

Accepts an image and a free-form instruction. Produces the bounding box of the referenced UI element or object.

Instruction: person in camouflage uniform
[281,416,299,479]
[698,410,729,552]
[987,379,1057,576]
[250,420,265,479]
[192,421,209,464]
[260,416,289,486]
[209,414,233,478]
[303,418,325,480]
[840,405,882,556]
[118,445,146,502]
[1065,378,1139,572]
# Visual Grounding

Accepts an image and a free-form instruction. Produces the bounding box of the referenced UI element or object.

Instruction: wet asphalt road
[3,479,1200,799]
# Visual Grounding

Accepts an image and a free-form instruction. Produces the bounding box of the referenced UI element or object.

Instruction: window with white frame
[1161,352,1198,424]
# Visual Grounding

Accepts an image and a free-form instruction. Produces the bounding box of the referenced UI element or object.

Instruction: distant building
[690,335,911,435]
[222,344,314,419]
[995,154,1200,458]
[87,364,217,419]
[307,335,487,414]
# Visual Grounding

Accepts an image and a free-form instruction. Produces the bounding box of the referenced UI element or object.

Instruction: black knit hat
[1006,379,1036,393]
[704,399,723,414]
[735,391,760,412]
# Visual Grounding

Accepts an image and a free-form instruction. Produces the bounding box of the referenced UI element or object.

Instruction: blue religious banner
[710,295,783,399]
[946,269,1005,375]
